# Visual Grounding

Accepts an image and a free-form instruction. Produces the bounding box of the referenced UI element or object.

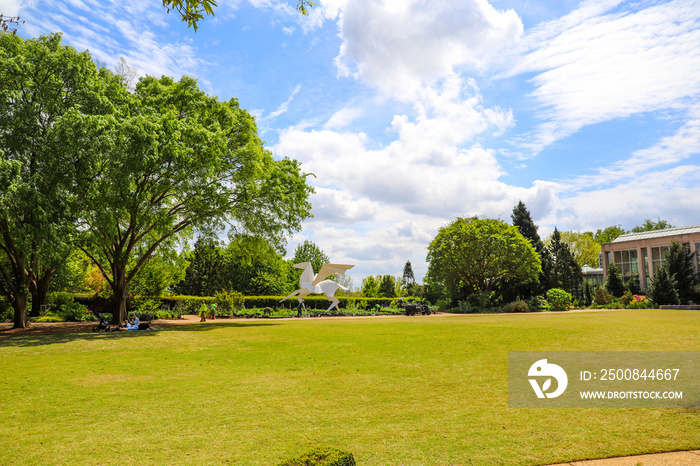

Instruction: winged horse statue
[281,262,354,311]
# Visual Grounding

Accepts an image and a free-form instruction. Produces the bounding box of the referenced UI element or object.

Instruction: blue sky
[4,0,700,286]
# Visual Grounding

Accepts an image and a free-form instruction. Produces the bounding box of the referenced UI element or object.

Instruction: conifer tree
[508,201,546,298]
[664,241,697,304]
[605,262,625,298]
[547,228,583,299]
[647,265,679,306]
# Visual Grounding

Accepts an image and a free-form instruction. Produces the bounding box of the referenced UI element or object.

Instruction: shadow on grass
[0,321,280,347]
[164,321,280,333]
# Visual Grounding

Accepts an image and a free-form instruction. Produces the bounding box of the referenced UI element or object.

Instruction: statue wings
[312,264,354,286]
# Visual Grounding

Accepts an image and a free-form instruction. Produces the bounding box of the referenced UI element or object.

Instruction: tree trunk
[110,267,129,325]
[29,269,54,317]
[12,292,30,329]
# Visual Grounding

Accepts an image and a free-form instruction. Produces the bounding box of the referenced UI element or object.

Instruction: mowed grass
[0,310,698,465]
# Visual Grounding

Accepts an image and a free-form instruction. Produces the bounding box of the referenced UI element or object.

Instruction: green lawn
[0,310,698,465]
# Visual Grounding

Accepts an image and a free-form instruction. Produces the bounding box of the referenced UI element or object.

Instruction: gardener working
[199,301,207,322]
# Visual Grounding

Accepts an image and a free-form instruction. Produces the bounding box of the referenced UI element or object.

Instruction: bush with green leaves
[34,312,65,322]
[619,290,634,305]
[546,288,573,311]
[58,302,90,322]
[593,287,613,306]
[527,295,550,312]
[503,300,529,313]
[214,290,245,316]
[47,292,75,309]
[0,298,12,322]
[278,446,355,466]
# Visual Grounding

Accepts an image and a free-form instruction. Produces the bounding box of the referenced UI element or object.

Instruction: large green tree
[0,33,116,327]
[558,231,601,268]
[361,276,379,298]
[289,240,330,292]
[223,235,292,296]
[172,237,224,297]
[378,275,397,298]
[427,217,541,301]
[632,218,674,233]
[594,225,627,244]
[73,75,312,324]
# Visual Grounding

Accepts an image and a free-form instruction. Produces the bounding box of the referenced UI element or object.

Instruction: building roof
[612,225,700,243]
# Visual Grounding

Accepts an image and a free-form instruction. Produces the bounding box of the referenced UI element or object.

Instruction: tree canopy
[594,225,627,244]
[292,240,330,274]
[70,75,312,323]
[0,33,117,327]
[632,218,674,233]
[427,217,541,300]
[555,231,601,269]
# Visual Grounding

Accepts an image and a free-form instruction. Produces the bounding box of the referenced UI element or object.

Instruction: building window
[651,246,670,274]
[613,249,638,281]
[642,248,649,288]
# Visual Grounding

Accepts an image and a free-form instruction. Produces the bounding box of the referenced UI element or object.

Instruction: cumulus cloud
[275,73,560,281]
[544,164,700,233]
[335,0,523,98]
[509,0,700,152]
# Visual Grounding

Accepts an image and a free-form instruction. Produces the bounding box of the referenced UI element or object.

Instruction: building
[600,225,700,290]
[582,266,604,288]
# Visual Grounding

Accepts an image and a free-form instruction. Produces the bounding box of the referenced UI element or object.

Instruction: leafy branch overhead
[162,0,315,31]
[0,14,25,35]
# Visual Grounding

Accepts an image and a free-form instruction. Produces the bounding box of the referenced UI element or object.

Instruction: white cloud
[510,0,700,152]
[567,104,700,189]
[335,0,523,98]
[19,0,208,82]
[259,85,302,122]
[324,106,364,129]
[0,0,22,16]
[544,164,700,232]
[275,74,559,281]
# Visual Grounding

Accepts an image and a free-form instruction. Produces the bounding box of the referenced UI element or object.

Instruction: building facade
[600,225,700,290]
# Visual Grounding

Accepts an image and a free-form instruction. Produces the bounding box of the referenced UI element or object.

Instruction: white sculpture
[281,262,354,311]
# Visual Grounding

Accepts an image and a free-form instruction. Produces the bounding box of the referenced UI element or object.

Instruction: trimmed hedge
[278,446,355,466]
[74,294,423,314]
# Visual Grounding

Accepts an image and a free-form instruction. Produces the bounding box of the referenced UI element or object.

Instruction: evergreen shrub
[278,446,355,466]
[503,300,529,313]
[546,288,573,311]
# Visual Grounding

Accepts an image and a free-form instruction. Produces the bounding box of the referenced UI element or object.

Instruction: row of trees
[424,201,691,309]
[0,33,314,327]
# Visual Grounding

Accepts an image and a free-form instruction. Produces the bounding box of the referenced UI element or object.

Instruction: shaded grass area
[0,310,698,465]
